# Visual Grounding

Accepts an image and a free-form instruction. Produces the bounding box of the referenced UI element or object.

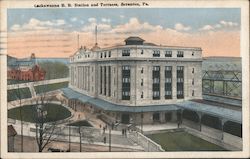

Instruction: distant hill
[37,58,69,64]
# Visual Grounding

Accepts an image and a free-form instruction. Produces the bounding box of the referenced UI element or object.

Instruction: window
[104,52,107,58]
[141,79,143,86]
[141,92,144,98]
[153,78,160,84]
[88,54,89,57]
[122,65,131,100]
[165,51,172,57]
[152,66,160,100]
[141,50,144,54]
[153,66,160,71]
[177,51,184,57]
[192,90,194,96]
[177,66,184,99]
[122,49,130,56]
[192,52,194,56]
[153,50,160,57]
[141,68,144,73]
[153,91,160,99]
[100,53,103,58]
[165,91,172,95]
[122,77,130,83]
[192,79,194,85]
[165,78,172,83]
[192,68,194,73]
[108,51,111,57]
[122,65,130,70]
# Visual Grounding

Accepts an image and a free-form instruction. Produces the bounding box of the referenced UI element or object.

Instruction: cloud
[10,18,66,32]
[199,25,214,31]
[88,17,96,23]
[71,17,78,22]
[174,23,191,31]
[101,18,111,23]
[111,17,163,34]
[220,20,238,27]
[199,20,238,31]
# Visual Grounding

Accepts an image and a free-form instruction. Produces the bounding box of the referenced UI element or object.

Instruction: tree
[33,72,59,152]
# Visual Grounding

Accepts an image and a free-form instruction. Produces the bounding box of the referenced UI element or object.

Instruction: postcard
[0,0,249,158]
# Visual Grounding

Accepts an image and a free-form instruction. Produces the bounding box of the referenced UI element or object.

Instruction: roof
[61,88,242,123]
[61,87,178,112]
[124,36,145,42]
[8,125,17,136]
[177,101,241,123]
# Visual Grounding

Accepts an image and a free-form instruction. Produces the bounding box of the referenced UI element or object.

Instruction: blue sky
[8,8,240,32]
[7,8,241,58]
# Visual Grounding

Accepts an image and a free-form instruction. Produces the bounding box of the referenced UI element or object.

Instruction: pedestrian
[103,136,106,144]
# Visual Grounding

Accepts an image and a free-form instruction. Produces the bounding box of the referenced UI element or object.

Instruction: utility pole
[109,126,111,152]
[95,25,97,45]
[79,126,82,152]
[68,125,71,152]
[77,34,79,49]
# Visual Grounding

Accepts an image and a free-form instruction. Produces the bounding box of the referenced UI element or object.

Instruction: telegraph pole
[68,125,71,152]
[109,125,111,152]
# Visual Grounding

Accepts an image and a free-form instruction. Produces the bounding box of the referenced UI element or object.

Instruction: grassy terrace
[7,88,31,102]
[34,82,68,94]
[8,104,71,123]
[147,131,226,151]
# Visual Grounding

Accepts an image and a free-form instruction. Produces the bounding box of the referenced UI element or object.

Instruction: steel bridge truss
[202,70,242,98]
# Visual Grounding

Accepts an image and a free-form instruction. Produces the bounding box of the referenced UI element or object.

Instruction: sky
[7,8,240,58]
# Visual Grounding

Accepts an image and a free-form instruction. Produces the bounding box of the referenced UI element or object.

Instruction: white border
[0,0,249,158]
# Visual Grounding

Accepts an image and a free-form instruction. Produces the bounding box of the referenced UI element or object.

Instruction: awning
[61,87,242,123]
[177,101,242,123]
[61,87,179,113]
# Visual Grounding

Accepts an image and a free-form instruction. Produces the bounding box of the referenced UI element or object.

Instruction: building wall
[69,45,202,107]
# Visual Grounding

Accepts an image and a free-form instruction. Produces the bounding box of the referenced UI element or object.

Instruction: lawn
[8,103,71,123]
[147,131,226,151]
[34,82,68,94]
[68,120,93,127]
[7,87,32,102]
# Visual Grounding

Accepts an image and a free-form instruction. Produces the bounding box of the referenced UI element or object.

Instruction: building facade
[7,53,46,81]
[66,37,202,124]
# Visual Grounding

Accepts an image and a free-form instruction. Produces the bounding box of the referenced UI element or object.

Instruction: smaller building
[7,53,46,81]
[8,125,17,152]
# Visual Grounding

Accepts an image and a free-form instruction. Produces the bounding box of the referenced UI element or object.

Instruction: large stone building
[62,36,202,124]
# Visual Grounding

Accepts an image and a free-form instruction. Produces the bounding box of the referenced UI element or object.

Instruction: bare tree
[33,72,59,152]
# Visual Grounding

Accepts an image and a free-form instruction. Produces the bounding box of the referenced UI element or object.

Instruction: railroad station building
[63,36,203,124]
[60,36,242,149]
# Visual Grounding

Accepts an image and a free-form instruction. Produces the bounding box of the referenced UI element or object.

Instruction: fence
[128,131,164,152]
